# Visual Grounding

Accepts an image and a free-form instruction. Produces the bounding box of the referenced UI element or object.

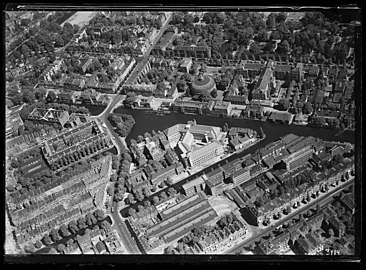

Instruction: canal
[86,104,355,145]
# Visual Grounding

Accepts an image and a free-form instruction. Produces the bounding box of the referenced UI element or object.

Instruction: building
[187,141,224,168]
[205,167,225,196]
[244,103,264,119]
[182,176,206,196]
[236,60,263,78]
[258,232,290,254]
[274,64,293,80]
[328,216,346,237]
[179,57,193,73]
[27,108,70,127]
[223,94,248,105]
[6,112,24,139]
[251,60,274,100]
[173,45,211,60]
[147,193,217,244]
[149,163,184,186]
[41,120,112,166]
[190,74,216,97]
[213,101,233,116]
[231,168,251,186]
[144,141,165,161]
[281,145,314,171]
[268,111,294,125]
[220,158,243,180]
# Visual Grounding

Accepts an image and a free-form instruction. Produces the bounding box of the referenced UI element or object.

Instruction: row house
[220,158,243,180]
[258,232,290,255]
[236,60,263,78]
[205,167,225,197]
[149,163,184,186]
[172,45,211,60]
[182,176,206,197]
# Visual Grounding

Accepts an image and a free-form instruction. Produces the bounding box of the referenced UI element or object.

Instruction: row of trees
[27,210,111,254]
[126,186,178,215]
[40,210,106,247]
[50,137,111,171]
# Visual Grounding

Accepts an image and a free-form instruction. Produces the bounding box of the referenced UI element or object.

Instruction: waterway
[85,104,355,152]
[111,107,355,145]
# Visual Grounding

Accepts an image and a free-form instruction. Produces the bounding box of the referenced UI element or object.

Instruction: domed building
[190,74,216,97]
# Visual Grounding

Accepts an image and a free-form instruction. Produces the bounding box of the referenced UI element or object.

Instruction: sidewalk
[258,176,354,229]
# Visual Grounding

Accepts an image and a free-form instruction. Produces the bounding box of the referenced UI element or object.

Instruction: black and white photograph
[3,4,362,264]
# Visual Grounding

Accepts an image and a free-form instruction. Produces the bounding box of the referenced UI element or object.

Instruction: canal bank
[111,107,355,145]
[84,105,355,146]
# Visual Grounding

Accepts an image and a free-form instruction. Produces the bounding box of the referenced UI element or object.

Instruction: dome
[191,74,216,96]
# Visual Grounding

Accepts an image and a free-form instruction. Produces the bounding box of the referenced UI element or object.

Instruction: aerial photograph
[4,7,361,259]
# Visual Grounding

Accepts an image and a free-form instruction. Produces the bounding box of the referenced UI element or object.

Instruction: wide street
[224,177,354,254]
[94,12,173,254]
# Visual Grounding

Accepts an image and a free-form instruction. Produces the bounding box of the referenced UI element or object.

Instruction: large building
[231,168,251,186]
[187,141,225,168]
[6,111,24,139]
[205,167,225,196]
[236,60,263,78]
[190,74,216,97]
[163,122,221,149]
[28,108,70,127]
[146,193,217,244]
[41,120,113,166]
[182,176,206,196]
[251,60,274,100]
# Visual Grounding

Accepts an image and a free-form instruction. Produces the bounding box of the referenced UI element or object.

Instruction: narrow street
[224,177,354,254]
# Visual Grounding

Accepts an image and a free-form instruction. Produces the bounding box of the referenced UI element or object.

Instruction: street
[98,13,173,254]
[224,178,354,254]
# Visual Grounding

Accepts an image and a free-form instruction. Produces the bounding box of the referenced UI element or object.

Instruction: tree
[210,89,218,98]
[86,212,98,226]
[46,90,57,103]
[34,240,43,249]
[68,220,79,234]
[24,244,36,253]
[278,98,290,111]
[249,42,260,55]
[328,228,334,237]
[153,196,160,205]
[42,234,53,246]
[11,92,23,106]
[50,228,61,242]
[277,40,290,54]
[57,243,66,253]
[48,247,57,254]
[94,209,105,221]
[165,245,175,254]
[302,102,313,114]
[77,217,87,230]
[128,208,136,217]
[21,89,35,104]
[257,29,269,42]
[99,220,111,231]
[168,187,176,197]
[144,200,152,208]
[59,224,71,237]
[266,13,276,30]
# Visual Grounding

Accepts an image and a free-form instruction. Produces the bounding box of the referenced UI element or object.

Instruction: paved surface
[224,177,354,254]
[61,11,98,27]
[101,14,173,254]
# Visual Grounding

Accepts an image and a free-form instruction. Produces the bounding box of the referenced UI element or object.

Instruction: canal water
[112,107,355,145]
[85,104,355,147]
